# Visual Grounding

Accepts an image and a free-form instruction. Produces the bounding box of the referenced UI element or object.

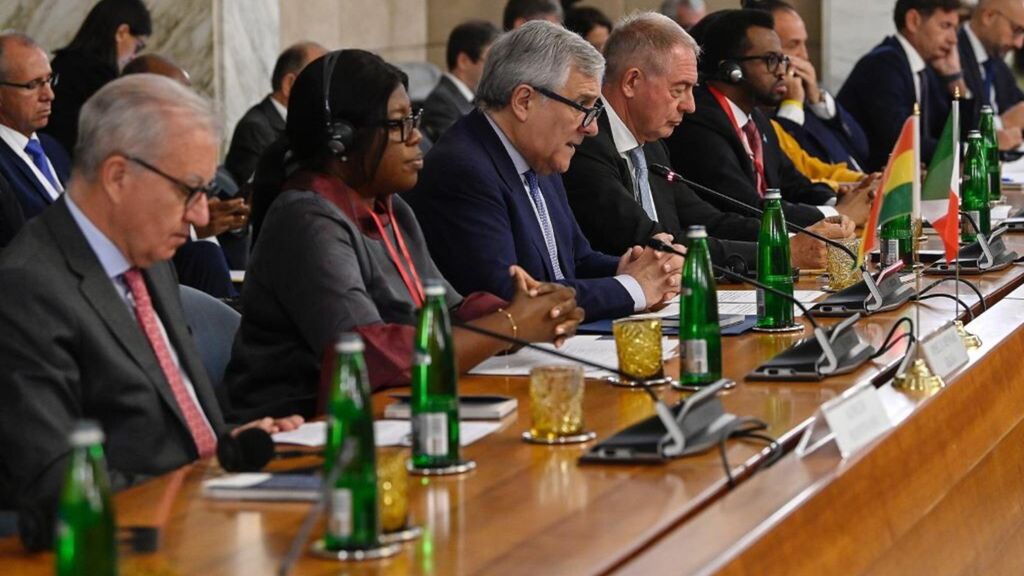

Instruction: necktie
[917,70,930,123]
[23,139,60,191]
[626,146,659,222]
[741,120,767,196]
[123,268,217,458]
[523,170,564,280]
[982,58,996,108]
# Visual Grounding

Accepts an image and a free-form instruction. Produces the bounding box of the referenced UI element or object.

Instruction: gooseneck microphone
[648,163,859,263]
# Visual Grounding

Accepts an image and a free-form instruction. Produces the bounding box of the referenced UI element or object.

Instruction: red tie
[123,268,217,458]
[742,120,767,197]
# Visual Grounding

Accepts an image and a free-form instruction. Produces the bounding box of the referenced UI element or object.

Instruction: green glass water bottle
[979,105,1001,205]
[962,130,991,243]
[323,334,380,551]
[55,421,117,576]
[756,190,795,330]
[679,226,722,386]
[879,214,913,270]
[411,280,460,469]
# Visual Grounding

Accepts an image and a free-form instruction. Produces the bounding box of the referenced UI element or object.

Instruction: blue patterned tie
[523,170,564,280]
[24,139,60,191]
[626,146,658,222]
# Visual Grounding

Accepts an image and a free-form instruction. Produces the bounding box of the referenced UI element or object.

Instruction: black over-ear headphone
[322,51,355,158]
[717,60,744,84]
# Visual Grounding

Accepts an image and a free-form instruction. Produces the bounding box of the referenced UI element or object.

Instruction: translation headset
[717,59,744,84]
[321,51,356,158]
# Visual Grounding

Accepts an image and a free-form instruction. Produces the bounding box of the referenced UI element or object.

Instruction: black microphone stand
[647,238,875,379]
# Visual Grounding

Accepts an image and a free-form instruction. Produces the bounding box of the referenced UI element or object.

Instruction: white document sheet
[468,334,678,377]
[272,420,500,448]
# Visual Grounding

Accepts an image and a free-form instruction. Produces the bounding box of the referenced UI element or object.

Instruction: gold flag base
[893,358,945,392]
[954,320,982,349]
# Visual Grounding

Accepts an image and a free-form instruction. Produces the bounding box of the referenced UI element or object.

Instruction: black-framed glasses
[531,85,604,128]
[735,52,791,74]
[124,155,213,209]
[0,73,59,91]
[381,108,423,143]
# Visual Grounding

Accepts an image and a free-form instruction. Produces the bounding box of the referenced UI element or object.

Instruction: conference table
[5,205,1024,575]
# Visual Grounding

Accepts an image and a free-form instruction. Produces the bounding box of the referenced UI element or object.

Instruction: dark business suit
[44,49,118,158]
[0,171,26,248]
[563,111,758,267]
[407,109,634,321]
[838,36,948,172]
[666,84,835,227]
[0,198,228,550]
[772,98,870,168]
[225,96,287,185]
[0,133,70,221]
[956,25,1024,133]
[421,75,475,143]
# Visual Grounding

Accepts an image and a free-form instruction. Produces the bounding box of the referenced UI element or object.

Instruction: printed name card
[920,323,970,380]
[797,383,893,459]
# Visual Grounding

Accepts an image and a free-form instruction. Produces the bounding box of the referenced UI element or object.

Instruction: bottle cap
[686,225,707,238]
[335,333,365,354]
[424,279,446,297]
[967,130,981,139]
[764,189,781,200]
[981,105,994,114]
[69,420,104,447]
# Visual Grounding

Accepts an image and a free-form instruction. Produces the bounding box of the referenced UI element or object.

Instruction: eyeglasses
[381,108,423,143]
[124,155,214,209]
[0,73,59,92]
[993,10,1024,38]
[735,52,791,74]
[531,85,604,129]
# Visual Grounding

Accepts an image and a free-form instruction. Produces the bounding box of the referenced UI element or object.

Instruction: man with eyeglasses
[0,33,70,246]
[666,10,871,228]
[0,74,303,551]
[408,21,683,321]
[953,0,1024,148]
[839,0,962,172]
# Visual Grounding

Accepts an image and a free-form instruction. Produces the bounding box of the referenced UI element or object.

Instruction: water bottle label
[881,239,899,267]
[413,350,432,366]
[328,488,352,538]
[416,412,449,456]
[683,339,708,374]
[756,288,765,317]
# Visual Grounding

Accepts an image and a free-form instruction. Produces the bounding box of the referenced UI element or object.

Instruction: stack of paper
[468,334,677,377]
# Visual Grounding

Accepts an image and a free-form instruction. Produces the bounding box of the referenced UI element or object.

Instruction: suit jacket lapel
[693,86,757,186]
[260,96,286,133]
[0,140,53,207]
[467,110,562,280]
[440,76,474,115]
[44,199,194,433]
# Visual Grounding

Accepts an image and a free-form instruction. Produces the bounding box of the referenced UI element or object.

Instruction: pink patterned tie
[123,268,217,458]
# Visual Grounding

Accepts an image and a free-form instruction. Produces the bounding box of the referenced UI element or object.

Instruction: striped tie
[523,170,565,280]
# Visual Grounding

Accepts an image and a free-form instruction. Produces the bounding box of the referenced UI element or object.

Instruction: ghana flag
[921,102,960,262]
[857,116,916,266]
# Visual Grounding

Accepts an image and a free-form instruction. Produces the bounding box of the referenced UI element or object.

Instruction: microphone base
[929,227,1019,275]
[746,321,876,382]
[810,277,915,317]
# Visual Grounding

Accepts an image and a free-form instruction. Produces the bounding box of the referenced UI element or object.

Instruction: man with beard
[666,9,872,227]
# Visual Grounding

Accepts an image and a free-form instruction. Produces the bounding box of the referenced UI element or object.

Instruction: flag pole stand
[953,223,982,349]
[894,242,944,392]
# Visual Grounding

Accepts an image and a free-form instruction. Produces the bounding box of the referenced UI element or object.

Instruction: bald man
[957,0,1024,149]
[122,53,192,86]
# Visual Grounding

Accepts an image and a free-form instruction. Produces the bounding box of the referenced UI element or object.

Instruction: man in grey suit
[0,75,302,551]
[224,41,326,186]
[421,20,499,143]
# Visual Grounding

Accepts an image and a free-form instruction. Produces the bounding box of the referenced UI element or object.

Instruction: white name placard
[920,323,970,380]
[797,383,893,459]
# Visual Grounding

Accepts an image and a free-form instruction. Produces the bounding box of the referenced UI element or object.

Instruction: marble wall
[0,0,278,154]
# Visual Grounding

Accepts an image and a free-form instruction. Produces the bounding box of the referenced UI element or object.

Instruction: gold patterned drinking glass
[376,448,409,533]
[612,316,666,384]
[826,237,860,291]
[528,365,585,441]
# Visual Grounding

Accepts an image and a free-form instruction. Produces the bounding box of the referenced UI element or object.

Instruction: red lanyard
[365,205,425,308]
[707,85,766,195]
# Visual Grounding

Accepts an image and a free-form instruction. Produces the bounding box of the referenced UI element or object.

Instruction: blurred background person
[503,0,564,30]
[565,5,614,52]
[421,20,499,143]
[660,0,706,30]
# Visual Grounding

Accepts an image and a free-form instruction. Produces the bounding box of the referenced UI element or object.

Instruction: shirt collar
[443,72,475,103]
[0,124,31,152]
[270,95,287,122]
[725,95,750,128]
[483,112,532,176]
[964,22,989,64]
[601,96,640,155]
[65,192,132,280]
[895,32,927,74]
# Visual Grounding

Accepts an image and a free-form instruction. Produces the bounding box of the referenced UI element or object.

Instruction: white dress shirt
[601,96,659,222]
[0,124,64,200]
[895,32,928,104]
[482,113,648,311]
[270,95,287,122]
[444,72,475,104]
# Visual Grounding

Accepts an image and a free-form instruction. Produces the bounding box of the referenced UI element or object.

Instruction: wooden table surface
[4,232,1024,576]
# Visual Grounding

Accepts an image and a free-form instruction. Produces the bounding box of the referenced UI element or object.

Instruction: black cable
[873,332,915,359]
[717,418,781,488]
[913,293,975,320]
[870,317,915,360]
[917,277,987,312]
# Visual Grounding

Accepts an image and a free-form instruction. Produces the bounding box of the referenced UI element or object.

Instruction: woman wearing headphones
[223,50,584,421]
